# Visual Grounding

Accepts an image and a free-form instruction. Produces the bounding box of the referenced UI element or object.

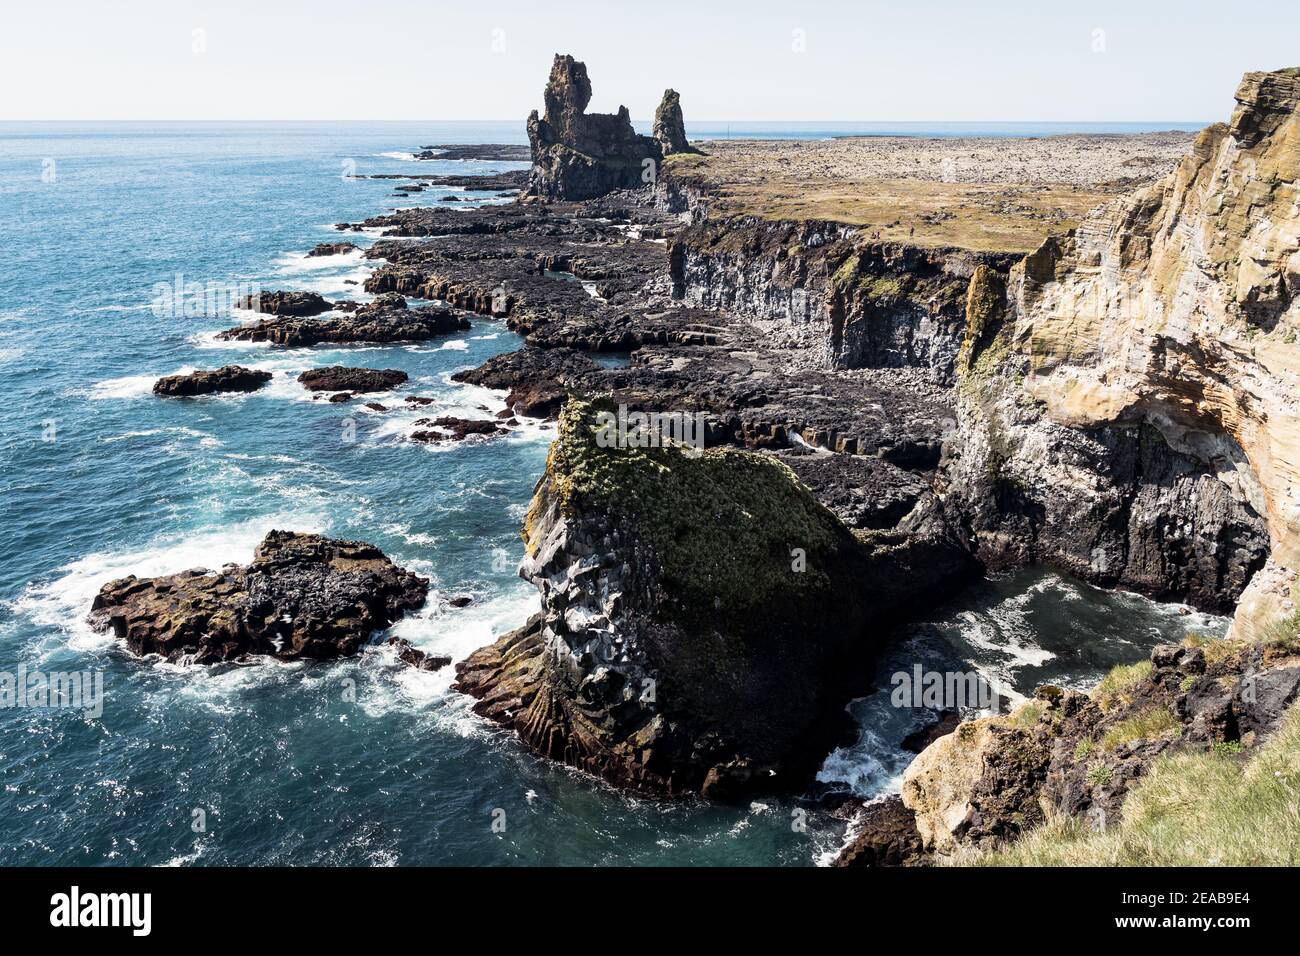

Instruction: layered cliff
[668,217,1014,382]
[454,400,972,799]
[946,70,1300,620]
[842,67,1300,866]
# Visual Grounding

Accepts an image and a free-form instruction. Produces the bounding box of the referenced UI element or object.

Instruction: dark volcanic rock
[239,290,330,317]
[216,304,469,347]
[88,531,428,664]
[832,795,927,867]
[774,450,927,530]
[410,416,506,442]
[353,169,529,192]
[153,365,272,397]
[298,367,408,393]
[524,54,664,201]
[386,636,452,671]
[653,89,699,157]
[415,144,532,162]
[453,400,975,799]
[451,347,601,418]
[901,709,962,753]
[306,242,359,258]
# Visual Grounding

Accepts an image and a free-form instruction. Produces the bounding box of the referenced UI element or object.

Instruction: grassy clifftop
[979,704,1300,866]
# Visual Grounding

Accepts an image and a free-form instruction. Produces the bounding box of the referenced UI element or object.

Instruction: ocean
[0,121,1223,866]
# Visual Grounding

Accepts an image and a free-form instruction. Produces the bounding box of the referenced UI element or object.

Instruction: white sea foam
[273,248,366,272]
[103,426,216,444]
[88,370,188,400]
[375,151,419,161]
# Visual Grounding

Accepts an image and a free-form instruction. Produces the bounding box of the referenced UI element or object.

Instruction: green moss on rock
[535,399,853,628]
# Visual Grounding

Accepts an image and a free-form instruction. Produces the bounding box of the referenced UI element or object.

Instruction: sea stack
[453,399,973,800]
[524,54,669,201]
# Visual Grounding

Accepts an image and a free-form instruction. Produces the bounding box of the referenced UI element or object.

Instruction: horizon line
[0,118,1216,126]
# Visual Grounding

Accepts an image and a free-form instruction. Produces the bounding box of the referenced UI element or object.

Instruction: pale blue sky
[3,0,1296,121]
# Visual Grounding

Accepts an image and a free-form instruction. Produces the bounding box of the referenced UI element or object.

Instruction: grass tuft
[974,705,1300,866]
[1093,659,1152,713]
[1098,708,1180,752]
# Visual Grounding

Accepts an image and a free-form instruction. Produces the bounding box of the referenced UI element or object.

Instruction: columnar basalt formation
[945,68,1300,624]
[669,217,1013,381]
[524,55,665,201]
[453,400,974,799]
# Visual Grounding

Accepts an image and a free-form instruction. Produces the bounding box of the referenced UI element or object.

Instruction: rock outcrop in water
[89,531,428,664]
[298,366,408,393]
[453,400,974,799]
[153,365,272,397]
[239,289,329,317]
[306,242,358,258]
[524,54,665,202]
[217,302,469,346]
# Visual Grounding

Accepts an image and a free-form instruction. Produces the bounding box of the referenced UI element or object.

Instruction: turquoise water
[0,123,1224,866]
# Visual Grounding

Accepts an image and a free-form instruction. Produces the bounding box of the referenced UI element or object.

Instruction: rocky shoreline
[97,53,1300,865]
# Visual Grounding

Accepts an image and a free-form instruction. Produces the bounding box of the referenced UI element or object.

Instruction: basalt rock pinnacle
[653,89,698,156]
[524,54,670,201]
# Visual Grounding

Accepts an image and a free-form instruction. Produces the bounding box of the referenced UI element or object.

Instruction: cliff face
[669,217,1014,382]
[526,55,690,202]
[453,400,973,799]
[947,70,1300,620]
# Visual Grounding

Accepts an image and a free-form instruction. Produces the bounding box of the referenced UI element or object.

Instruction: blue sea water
[0,122,1225,866]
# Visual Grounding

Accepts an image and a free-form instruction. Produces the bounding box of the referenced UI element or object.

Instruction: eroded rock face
[524,54,664,202]
[831,795,927,867]
[946,69,1300,620]
[653,89,697,157]
[669,217,1009,382]
[899,638,1300,858]
[298,366,408,393]
[453,400,975,799]
[88,531,428,664]
[153,365,272,397]
[217,304,469,347]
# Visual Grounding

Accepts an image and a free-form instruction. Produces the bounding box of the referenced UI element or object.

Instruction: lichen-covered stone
[946,69,1300,618]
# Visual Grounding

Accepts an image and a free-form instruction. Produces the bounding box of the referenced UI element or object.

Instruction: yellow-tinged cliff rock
[952,69,1300,633]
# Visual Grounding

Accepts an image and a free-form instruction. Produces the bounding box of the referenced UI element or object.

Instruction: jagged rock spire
[653,89,698,156]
